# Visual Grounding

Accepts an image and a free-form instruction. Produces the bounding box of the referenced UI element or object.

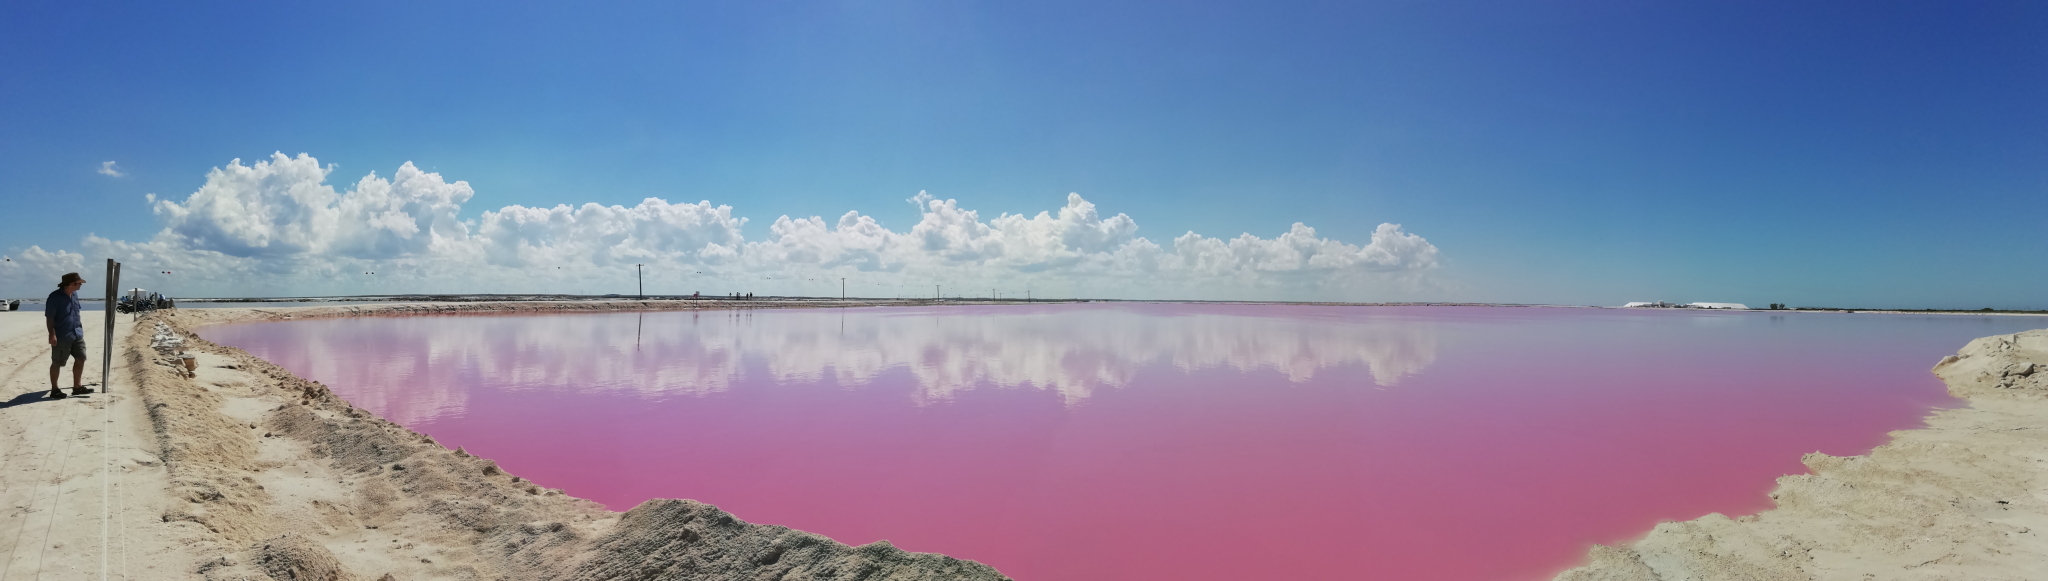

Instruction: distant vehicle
[116,289,175,313]
[1620,301,1750,310]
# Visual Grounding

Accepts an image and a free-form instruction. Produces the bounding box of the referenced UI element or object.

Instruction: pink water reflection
[198,305,2044,581]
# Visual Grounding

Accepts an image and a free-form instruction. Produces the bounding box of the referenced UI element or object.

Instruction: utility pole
[636,264,644,299]
[935,285,939,300]
[841,277,846,300]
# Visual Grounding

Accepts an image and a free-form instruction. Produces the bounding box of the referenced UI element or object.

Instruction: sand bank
[5,301,1008,580]
[1556,329,2048,580]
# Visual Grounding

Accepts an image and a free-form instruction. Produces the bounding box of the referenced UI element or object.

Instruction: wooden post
[102,259,119,393]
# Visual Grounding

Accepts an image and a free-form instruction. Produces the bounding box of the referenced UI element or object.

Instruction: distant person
[46,272,91,398]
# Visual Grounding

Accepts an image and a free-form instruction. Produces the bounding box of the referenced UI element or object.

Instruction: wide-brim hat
[59,272,86,288]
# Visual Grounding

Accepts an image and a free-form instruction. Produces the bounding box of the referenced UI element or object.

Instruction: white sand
[1556,329,2048,580]
[0,311,199,580]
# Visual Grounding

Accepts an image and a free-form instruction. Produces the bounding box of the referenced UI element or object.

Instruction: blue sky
[2,1,2043,307]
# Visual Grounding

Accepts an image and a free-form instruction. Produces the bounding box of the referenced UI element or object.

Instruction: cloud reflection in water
[205,304,1439,423]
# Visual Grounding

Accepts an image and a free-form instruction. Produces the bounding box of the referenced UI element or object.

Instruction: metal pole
[636,264,644,299]
[841,278,845,300]
[102,259,118,393]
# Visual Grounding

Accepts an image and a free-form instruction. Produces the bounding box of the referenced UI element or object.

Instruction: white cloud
[986,193,1141,270]
[746,211,900,272]
[5,153,1445,300]
[0,246,89,296]
[331,162,475,259]
[98,161,124,177]
[1171,222,1439,276]
[906,192,1004,261]
[148,153,476,260]
[152,153,340,257]
[475,198,744,268]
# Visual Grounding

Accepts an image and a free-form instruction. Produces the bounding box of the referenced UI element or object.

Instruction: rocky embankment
[134,304,1009,580]
[1555,330,2048,580]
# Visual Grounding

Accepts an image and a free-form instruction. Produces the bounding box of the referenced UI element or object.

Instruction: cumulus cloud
[150,153,475,259]
[475,198,743,268]
[1171,222,1439,277]
[4,153,1444,300]
[0,246,89,295]
[98,161,124,177]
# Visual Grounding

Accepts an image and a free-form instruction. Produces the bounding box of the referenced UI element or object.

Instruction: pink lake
[197,304,2048,581]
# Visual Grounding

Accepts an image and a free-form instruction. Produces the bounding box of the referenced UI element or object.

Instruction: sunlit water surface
[198,305,2046,581]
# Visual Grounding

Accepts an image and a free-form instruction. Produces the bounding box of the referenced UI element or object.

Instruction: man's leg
[70,341,91,394]
[49,364,60,393]
[47,345,68,398]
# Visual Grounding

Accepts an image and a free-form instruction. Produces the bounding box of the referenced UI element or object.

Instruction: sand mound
[254,534,353,581]
[1554,329,2048,580]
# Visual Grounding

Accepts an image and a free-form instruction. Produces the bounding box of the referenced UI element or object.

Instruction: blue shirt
[46,289,83,341]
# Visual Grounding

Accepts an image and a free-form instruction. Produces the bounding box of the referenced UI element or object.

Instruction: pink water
[197,305,2046,581]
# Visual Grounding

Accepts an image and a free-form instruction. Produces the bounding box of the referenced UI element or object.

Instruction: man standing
[46,272,91,399]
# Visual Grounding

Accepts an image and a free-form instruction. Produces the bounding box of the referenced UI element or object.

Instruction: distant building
[1688,302,1750,310]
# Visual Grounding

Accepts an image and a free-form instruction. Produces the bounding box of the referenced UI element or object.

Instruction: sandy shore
[1555,329,2048,580]
[4,301,1009,580]
[5,301,2042,579]
[0,311,203,580]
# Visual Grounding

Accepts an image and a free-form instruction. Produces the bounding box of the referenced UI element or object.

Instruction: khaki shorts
[51,336,87,368]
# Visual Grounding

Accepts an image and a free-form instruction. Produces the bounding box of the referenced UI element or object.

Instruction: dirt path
[0,311,204,580]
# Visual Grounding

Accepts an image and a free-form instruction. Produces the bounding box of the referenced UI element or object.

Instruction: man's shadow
[0,389,89,410]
